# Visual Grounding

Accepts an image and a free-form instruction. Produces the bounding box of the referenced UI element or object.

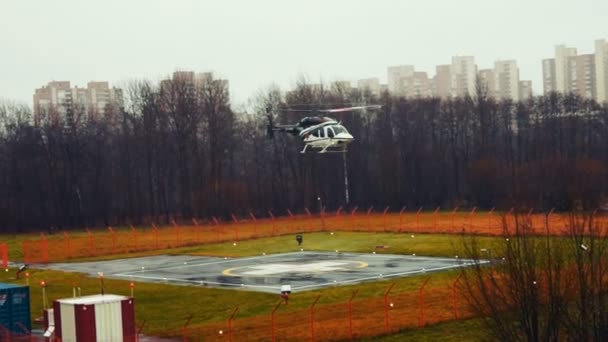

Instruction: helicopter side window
[318,128,325,138]
[311,128,321,137]
[326,127,335,138]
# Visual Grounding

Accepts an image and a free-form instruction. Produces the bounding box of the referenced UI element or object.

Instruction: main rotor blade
[318,105,383,113]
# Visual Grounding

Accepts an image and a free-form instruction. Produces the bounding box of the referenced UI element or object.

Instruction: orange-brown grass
[15,210,606,263]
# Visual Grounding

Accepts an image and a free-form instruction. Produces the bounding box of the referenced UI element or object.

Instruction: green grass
[0,231,497,339]
[165,231,498,258]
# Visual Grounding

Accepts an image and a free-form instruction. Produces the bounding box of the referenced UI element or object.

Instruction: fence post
[172,219,181,247]
[151,223,159,249]
[192,218,200,243]
[433,207,440,231]
[212,217,220,243]
[249,212,257,237]
[228,307,239,342]
[348,289,359,340]
[271,301,282,342]
[416,207,423,232]
[384,283,395,333]
[40,233,49,264]
[399,206,406,232]
[350,207,358,230]
[108,226,116,253]
[86,229,94,257]
[468,207,477,231]
[418,278,431,327]
[231,214,239,242]
[181,314,193,342]
[382,206,390,231]
[336,206,343,217]
[451,207,459,231]
[452,273,463,319]
[366,206,373,231]
[309,295,321,342]
[268,210,276,236]
[547,208,555,234]
[320,206,326,231]
[488,208,495,235]
[130,225,138,251]
[63,231,71,260]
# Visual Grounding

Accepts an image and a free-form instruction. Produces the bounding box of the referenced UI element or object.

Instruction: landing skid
[300,146,348,154]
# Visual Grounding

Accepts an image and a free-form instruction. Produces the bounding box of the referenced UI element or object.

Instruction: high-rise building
[403,72,432,98]
[595,39,608,103]
[568,54,596,99]
[357,78,381,97]
[555,45,577,93]
[519,80,533,101]
[450,56,477,97]
[387,65,414,95]
[494,60,520,101]
[433,65,451,99]
[477,69,496,98]
[33,81,123,125]
[542,58,557,94]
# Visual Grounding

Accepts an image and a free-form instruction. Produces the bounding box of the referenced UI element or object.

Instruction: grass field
[0,231,499,339]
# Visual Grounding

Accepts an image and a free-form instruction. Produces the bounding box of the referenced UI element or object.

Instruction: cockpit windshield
[332,125,347,134]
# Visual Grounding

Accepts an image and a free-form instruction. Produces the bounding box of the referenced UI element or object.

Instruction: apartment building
[568,54,596,99]
[596,39,608,103]
[477,69,496,98]
[542,58,557,94]
[519,80,533,101]
[433,65,451,99]
[387,65,414,96]
[403,72,432,98]
[494,60,520,101]
[450,56,477,97]
[33,81,123,125]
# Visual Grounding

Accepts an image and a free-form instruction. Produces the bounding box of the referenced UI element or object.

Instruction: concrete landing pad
[37,252,484,293]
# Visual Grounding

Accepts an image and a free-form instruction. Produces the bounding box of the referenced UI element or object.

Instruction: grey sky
[1,0,607,108]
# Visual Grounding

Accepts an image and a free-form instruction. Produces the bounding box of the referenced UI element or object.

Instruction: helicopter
[266,105,382,153]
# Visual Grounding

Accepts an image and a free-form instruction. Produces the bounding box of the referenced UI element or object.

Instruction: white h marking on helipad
[242,261,349,275]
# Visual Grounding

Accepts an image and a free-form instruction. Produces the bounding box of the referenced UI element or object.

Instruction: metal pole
[348,289,359,340]
[310,295,321,342]
[228,307,239,342]
[418,278,430,327]
[343,152,350,205]
[384,283,395,333]
[271,301,282,342]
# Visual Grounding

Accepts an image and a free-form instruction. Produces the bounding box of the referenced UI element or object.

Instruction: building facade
[555,45,578,93]
[568,54,596,99]
[477,69,496,98]
[494,60,520,101]
[519,80,533,101]
[595,39,608,103]
[33,81,123,125]
[387,65,414,96]
[450,56,477,97]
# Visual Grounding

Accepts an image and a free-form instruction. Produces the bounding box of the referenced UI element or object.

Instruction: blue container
[0,283,31,334]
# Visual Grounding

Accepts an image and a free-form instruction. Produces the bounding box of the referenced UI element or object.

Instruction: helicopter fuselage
[299,120,354,153]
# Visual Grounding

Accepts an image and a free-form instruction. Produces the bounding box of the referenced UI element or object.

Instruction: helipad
[38,251,484,293]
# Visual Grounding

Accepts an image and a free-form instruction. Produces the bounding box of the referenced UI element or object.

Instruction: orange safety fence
[19,209,608,264]
[178,278,475,341]
[0,243,7,269]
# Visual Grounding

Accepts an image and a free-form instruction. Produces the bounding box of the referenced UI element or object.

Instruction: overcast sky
[1,0,607,108]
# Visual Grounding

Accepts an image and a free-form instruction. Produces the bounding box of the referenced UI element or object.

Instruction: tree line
[1,75,607,232]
